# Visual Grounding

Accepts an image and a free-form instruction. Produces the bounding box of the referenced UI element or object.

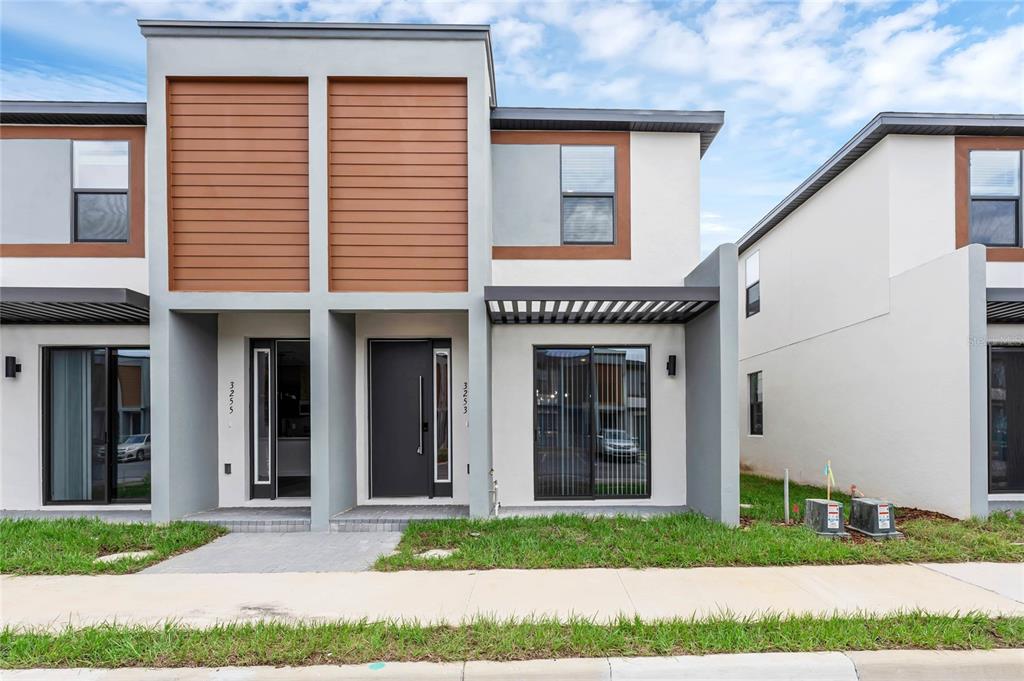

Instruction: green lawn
[0,518,225,575]
[3,614,1021,668]
[375,474,1024,570]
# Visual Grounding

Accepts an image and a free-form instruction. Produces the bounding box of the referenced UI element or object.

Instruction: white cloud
[0,59,145,101]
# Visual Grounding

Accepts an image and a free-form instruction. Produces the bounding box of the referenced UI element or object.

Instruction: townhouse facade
[737,112,1024,518]
[0,20,739,530]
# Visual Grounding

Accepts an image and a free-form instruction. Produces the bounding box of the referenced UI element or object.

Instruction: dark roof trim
[0,287,149,325]
[138,20,497,106]
[492,107,724,157]
[0,100,147,126]
[484,285,718,324]
[738,112,1024,254]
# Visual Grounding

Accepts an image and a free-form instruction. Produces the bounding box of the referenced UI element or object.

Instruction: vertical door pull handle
[417,375,424,455]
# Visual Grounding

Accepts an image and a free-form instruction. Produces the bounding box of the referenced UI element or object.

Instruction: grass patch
[2,613,1021,668]
[0,518,225,575]
[376,474,1024,570]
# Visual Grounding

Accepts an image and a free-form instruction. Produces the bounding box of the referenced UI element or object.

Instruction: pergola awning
[988,288,1024,324]
[0,287,149,324]
[484,286,718,324]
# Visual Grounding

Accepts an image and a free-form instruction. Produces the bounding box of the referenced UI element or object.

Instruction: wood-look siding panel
[328,78,468,292]
[167,79,309,292]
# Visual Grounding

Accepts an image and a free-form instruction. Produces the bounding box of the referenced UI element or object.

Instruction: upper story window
[745,251,760,317]
[561,145,615,244]
[73,141,130,243]
[969,150,1022,247]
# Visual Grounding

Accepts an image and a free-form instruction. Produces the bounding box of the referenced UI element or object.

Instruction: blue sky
[2,0,1021,253]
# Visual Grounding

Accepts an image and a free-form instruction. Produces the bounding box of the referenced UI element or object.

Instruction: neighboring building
[1,20,738,529]
[736,112,1024,518]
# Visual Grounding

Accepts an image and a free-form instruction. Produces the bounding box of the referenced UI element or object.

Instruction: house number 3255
[228,380,236,415]
[463,382,468,415]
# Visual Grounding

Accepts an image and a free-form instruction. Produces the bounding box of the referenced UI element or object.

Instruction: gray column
[966,244,990,517]
[309,309,356,530]
[467,303,493,517]
[683,244,740,526]
[150,309,219,522]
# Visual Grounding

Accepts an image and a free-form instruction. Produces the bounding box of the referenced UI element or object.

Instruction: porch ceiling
[484,285,719,324]
[0,287,149,324]
[987,288,1024,324]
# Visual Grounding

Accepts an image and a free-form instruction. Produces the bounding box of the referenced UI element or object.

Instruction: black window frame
[42,345,152,505]
[532,344,652,501]
[748,371,763,436]
[71,140,131,244]
[968,150,1023,248]
[988,345,1024,494]
[745,251,760,318]
[560,145,617,246]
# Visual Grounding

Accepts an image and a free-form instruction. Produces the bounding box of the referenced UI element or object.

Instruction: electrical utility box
[848,498,904,539]
[804,498,850,538]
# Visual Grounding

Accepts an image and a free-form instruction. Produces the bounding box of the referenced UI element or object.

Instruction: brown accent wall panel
[328,78,468,292]
[167,79,309,291]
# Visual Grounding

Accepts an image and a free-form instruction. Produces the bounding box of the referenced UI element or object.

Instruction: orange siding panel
[167,79,309,292]
[328,79,468,292]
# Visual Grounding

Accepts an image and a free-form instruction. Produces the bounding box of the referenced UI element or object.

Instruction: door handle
[417,375,424,455]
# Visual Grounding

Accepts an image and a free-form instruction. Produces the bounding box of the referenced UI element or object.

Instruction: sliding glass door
[45,347,151,504]
[533,346,651,500]
[990,347,1024,493]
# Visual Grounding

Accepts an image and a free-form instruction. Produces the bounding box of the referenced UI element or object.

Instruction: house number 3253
[463,382,468,415]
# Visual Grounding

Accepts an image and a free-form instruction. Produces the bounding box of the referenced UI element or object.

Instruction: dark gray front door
[370,340,433,497]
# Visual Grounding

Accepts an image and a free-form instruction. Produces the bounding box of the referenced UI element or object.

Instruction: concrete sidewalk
[5,650,1023,680]
[2,562,1022,630]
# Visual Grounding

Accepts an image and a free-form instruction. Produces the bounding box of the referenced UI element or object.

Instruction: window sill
[988,493,1024,501]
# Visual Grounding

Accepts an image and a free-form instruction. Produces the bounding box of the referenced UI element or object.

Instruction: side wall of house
[738,136,988,518]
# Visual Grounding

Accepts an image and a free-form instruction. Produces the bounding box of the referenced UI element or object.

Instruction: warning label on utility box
[878,504,891,530]
[827,503,840,529]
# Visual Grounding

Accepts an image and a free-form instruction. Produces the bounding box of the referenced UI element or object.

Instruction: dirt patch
[897,507,956,522]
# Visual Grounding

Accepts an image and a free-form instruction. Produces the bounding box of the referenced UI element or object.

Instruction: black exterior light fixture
[5,356,22,379]
[666,354,677,377]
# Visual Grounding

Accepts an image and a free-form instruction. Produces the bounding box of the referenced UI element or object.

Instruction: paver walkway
[142,532,401,573]
[3,562,1021,630]
[5,650,1024,680]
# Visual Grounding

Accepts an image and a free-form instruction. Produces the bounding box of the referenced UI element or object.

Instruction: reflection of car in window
[116,433,151,462]
[597,428,639,459]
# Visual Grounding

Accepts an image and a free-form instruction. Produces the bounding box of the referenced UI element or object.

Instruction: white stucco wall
[354,312,470,505]
[491,132,701,286]
[886,135,957,278]
[740,139,892,360]
[0,324,150,510]
[491,324,686,507]
[216,312,310,507]
[740,248,978,518]
[0,258,149,293]
[987,262,1024,288]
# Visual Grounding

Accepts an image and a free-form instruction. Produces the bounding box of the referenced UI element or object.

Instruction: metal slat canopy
[988,288,1024,324]
[484,286,718,324]
[0,287,149,324]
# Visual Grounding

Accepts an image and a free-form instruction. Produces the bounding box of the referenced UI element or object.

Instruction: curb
[4,649,1023,680]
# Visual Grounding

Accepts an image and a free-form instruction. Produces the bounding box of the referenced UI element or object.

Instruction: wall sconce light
[666,354,677,377]
[5,356,22,379]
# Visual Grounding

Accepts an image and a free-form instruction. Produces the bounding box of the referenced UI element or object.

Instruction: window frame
[745,251,761,318]
[955,137,1024,263]
[560,145,617,245]
[71,140,131,244]
[532,344,653,501]
[967,150,1022,248]
[0,126,145,258]
[491,131,631,260]
[41,345,152,506]
[748,371,764,436]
